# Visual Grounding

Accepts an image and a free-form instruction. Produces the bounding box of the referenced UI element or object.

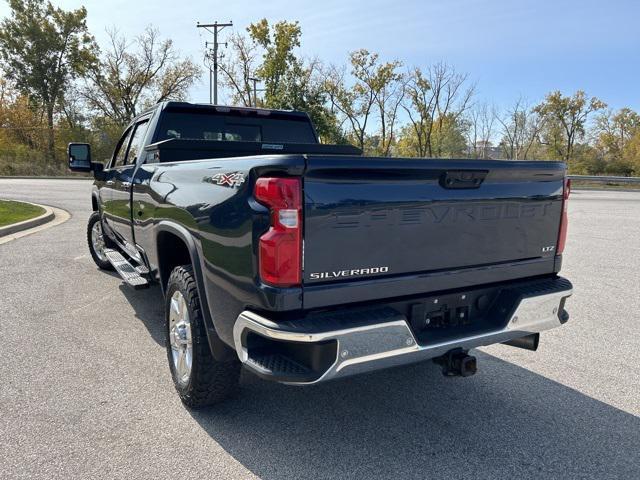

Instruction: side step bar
[104,248,149,290]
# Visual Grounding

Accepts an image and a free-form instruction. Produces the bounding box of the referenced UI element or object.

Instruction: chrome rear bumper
[233,277,572,385]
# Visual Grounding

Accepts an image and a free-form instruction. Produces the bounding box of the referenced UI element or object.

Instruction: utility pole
[204,42,213,104]
[197,20,232,104]
[248,77,261,107]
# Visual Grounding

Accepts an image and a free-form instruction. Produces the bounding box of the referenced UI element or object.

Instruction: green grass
[0,200,46,227]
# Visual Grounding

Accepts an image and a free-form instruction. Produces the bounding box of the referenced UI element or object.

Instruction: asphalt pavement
[0,179,638,479]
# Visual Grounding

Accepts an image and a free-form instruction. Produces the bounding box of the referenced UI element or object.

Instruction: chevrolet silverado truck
[68,101,573,408]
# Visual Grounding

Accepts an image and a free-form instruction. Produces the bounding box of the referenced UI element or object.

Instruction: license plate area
[404,285,504,345]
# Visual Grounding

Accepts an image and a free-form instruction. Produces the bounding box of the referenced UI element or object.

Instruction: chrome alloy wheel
[169,290,193,385]
[91,221,107,262]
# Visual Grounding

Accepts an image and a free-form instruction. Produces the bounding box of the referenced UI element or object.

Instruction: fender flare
[155,221,234,361]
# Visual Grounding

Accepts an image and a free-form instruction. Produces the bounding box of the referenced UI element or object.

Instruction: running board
[104,248,149,290]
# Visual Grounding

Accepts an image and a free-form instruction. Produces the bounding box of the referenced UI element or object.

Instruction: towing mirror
[68,143,92,172]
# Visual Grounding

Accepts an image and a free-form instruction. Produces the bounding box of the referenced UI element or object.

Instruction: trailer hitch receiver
[433,349,477,377]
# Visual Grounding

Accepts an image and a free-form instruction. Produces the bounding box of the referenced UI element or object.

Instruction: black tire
[87,211,114,271]
[165,265,240,408]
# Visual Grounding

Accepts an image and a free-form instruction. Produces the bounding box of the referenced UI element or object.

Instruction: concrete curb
[0,201,55,237]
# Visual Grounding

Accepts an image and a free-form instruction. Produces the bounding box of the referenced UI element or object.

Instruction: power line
[196,20,232,105]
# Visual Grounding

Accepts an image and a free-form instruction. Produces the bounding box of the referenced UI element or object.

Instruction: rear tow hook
[433,349,477,377]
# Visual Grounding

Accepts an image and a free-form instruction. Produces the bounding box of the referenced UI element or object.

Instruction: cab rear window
[156,111,316,143]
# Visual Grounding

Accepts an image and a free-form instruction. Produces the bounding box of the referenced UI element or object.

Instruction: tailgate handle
[440,170,487,189]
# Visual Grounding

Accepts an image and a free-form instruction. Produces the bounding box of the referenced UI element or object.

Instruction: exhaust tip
[502,333,540,351]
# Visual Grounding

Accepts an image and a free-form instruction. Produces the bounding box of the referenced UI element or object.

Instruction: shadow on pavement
[116,280,640,479]
[190,354,640,479]
[119,283,165,346]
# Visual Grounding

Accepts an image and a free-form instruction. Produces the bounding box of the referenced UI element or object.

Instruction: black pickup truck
[69,101,573,408]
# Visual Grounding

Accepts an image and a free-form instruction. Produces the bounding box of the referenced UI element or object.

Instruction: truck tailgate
[302,157,565,304]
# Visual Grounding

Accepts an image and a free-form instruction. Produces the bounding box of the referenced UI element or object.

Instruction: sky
[1,0,638,111]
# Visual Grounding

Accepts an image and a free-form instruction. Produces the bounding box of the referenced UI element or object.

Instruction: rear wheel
[87,211,114,271]
[165,265,240,408]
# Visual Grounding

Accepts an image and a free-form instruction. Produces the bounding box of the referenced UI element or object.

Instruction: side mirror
[68,143,92,172]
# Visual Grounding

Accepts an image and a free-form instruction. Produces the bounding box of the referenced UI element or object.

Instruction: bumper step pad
[246,352,314,382]
[104,248,149,290]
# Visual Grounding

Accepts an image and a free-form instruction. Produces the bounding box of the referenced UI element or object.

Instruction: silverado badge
[206,172,246,188]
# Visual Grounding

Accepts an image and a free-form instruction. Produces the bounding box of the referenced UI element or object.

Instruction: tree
[397,111,468,159]
[249,19,301,108]
[595,107,640,163]
[623,130,640,175]
[83,27,201,126]
[431,113,468,158]
[367,54,405,156]
[325,50,404,154]
[277,58,345,143]
[570,143,606,175]
[497,98,545,160]
[219,32,260,107]
[395,123,421,157]
[402,63,474,157]
[400,67,432,157]
[220,20,341,142]
[0,78,44,151]
[466,103,496,159]
[324,63,374,151]
[534,90,606,164]
[0,0,96,162]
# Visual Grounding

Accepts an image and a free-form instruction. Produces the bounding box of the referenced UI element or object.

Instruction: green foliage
[569,143,606,175]
[622,130,640,175]
[249,19,301,106]
[395,113,467,159]
[595,108,640,164]
[401,68,433,157]
[243,19,342,142]
[401,64,473,158]
[431,113,467,158]
[277,60,346,143]
[324,50,405,154]
[394,124,420,157]
[534,90,607,163]
[0,0,96,161]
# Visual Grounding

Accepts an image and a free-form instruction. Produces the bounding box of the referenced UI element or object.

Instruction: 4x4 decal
[205,172,246,188]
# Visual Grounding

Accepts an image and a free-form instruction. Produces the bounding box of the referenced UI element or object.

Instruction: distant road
[1,178,638,480]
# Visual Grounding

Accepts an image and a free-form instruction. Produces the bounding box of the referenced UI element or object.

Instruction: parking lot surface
[1,179,638,479]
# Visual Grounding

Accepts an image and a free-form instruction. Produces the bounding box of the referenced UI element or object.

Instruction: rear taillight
[254,177,302,287]
[557,178,571,254]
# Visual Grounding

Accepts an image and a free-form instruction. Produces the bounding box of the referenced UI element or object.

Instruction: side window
[112,128,133,168]
[126,120,149,165]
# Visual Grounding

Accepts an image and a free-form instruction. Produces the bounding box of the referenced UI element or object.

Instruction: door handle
[440,170,488,189]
